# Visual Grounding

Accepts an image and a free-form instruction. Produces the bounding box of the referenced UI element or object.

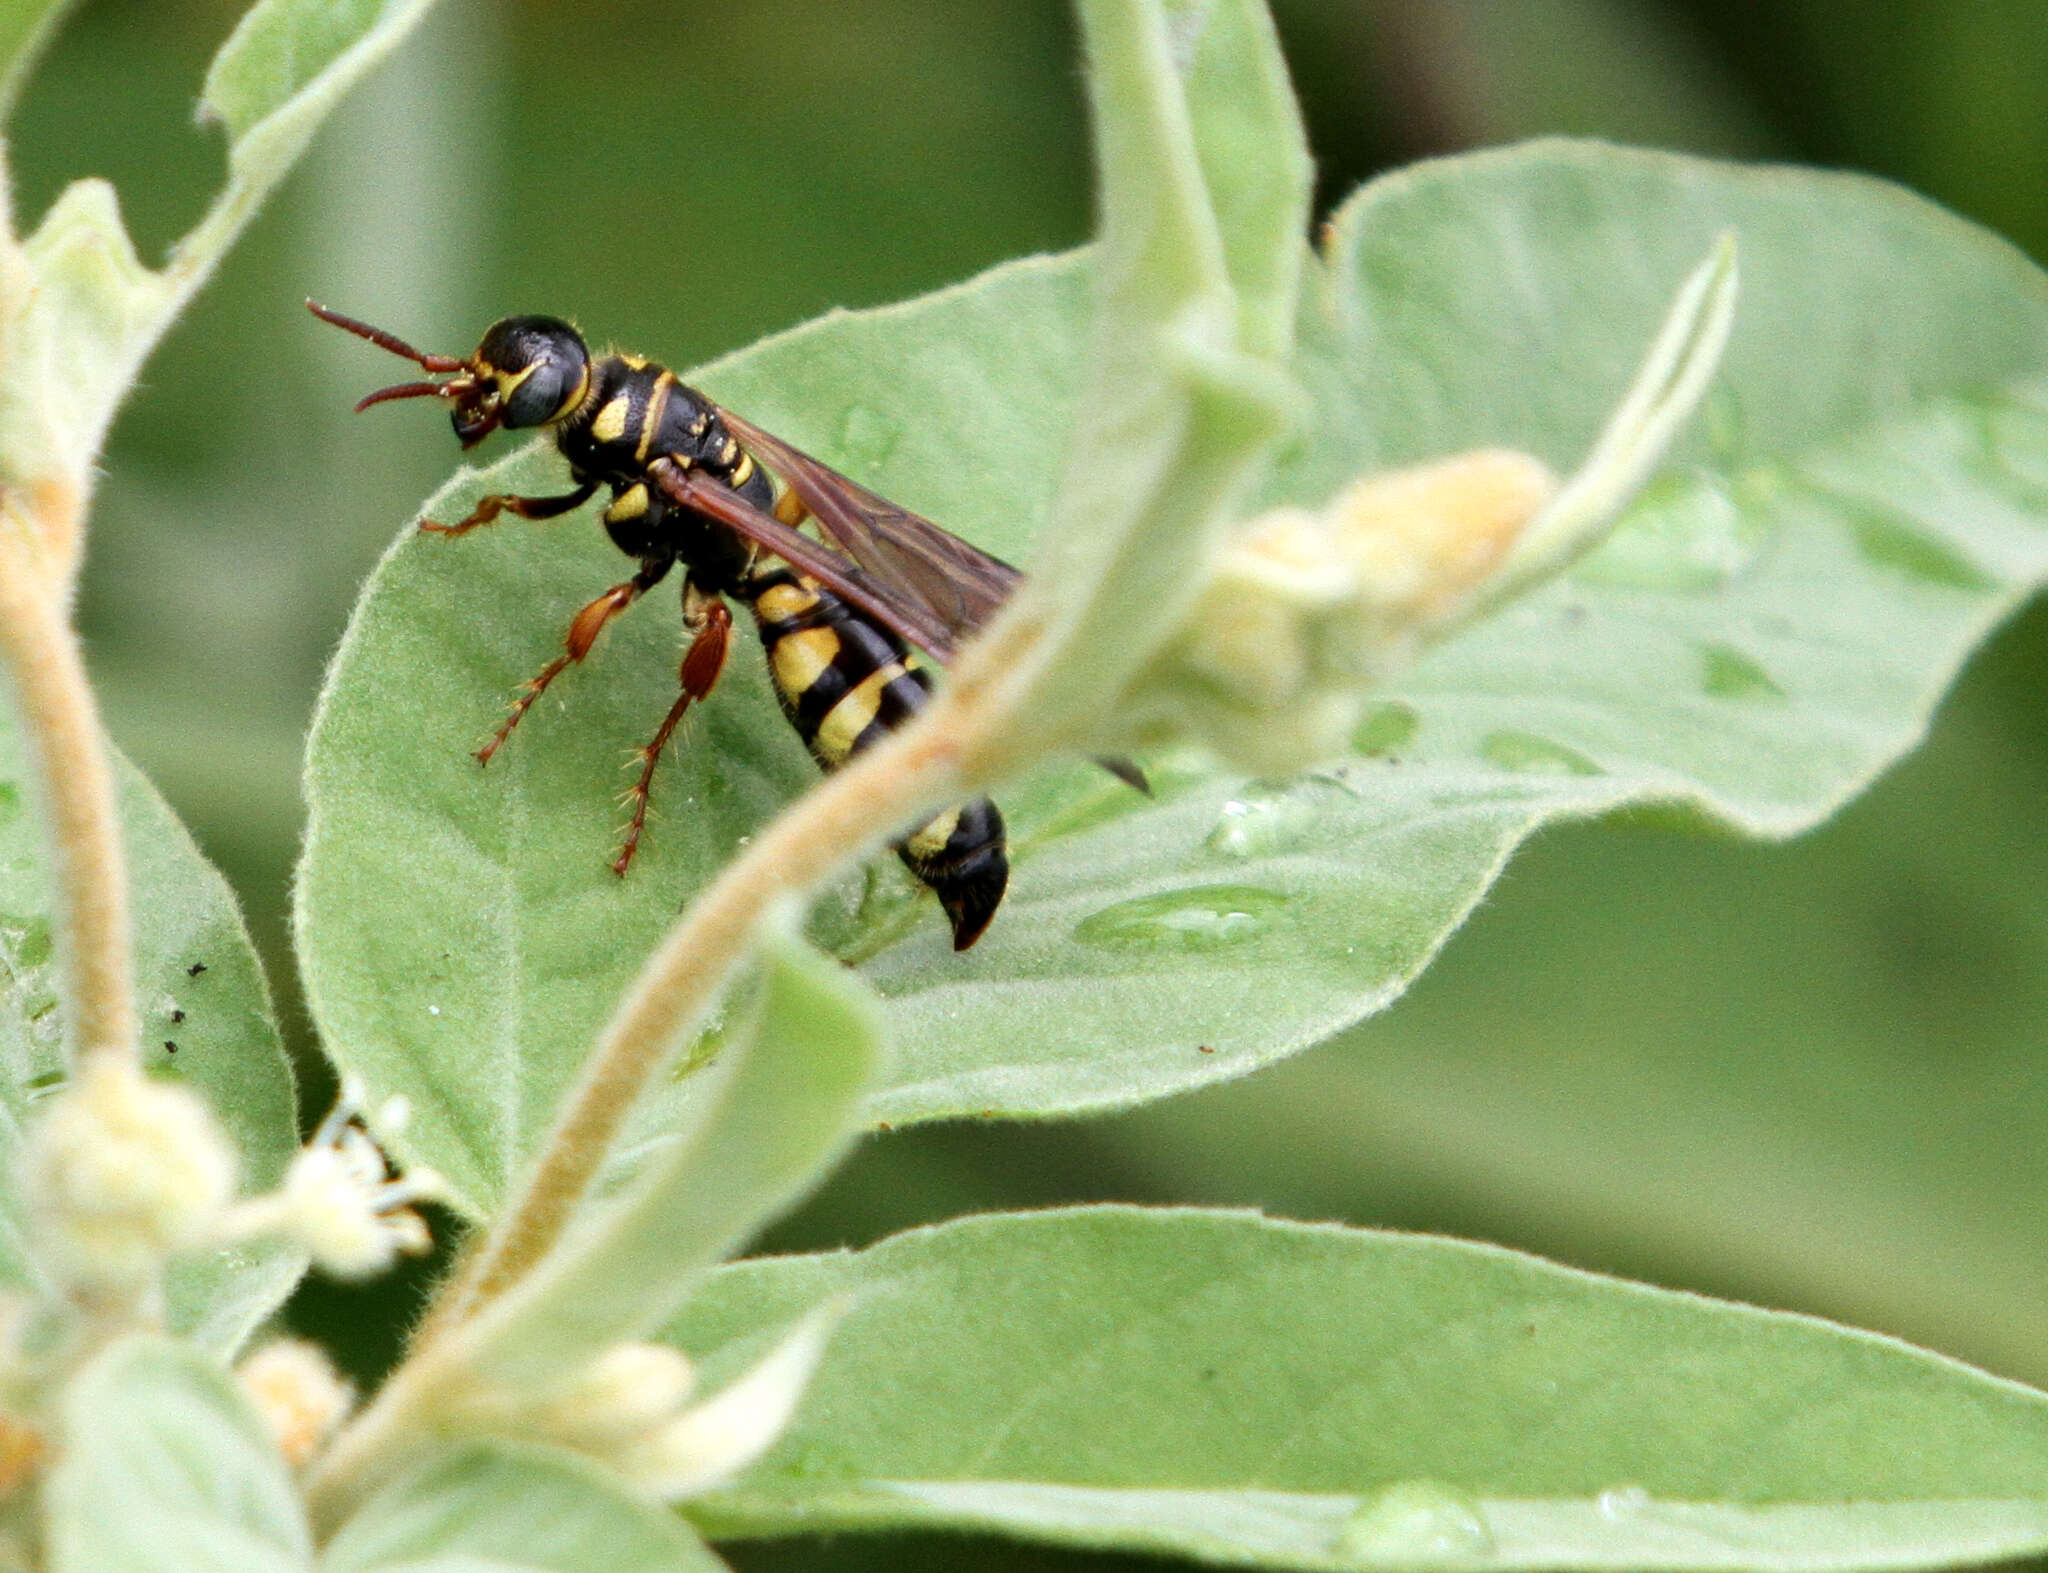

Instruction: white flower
[21,1052,236,1298]
[221,1079,443,1279]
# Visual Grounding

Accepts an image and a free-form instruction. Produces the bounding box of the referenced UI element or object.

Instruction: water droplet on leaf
[1827,492,1993,591]
[835,404,903,473]
[1598,1485,1651,1521]
[1573,471,1760,592]
[1480,732,1601,777]
[1205,784,1315,859]
[1334,1481,1494,1562]
[1698,643,1784,700]
[1074,884,1288,952]
[1352,701,1419,758]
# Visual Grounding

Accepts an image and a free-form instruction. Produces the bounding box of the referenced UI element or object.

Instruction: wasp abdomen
[748,567,1008,949]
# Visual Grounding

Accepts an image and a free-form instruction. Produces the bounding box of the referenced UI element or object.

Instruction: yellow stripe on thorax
[636,372,674,461]
[591,395,631,444]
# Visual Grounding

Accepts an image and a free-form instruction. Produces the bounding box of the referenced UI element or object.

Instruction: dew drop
[1698,642,1784,700]
[1334,1481,1494,1563]
[1598,1485,1652,1521]
[1573,471,1760,593]
[1352,701,1419,758]
[1205,783,1316,859]
[834,404,903,473]
[1074,884,1289,952]
[0,782,18,829]
[0,915,53,972]
[1480,731,1601,777]
[1831,494,1993,591]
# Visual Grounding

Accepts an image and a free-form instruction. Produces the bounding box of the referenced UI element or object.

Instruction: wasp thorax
[474,315,590,431]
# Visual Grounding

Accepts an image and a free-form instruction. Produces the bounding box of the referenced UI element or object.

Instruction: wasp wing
[716,408,1021,646]
[652,462,968,661]
[659,449,1149,793]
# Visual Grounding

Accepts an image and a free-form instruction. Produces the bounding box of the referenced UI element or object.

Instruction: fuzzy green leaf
[1165,0,1314,360]
[300,142,2048,1198]
[672,1207,2048,1570]
[325,1442,727,1573]
[0,0,74,122]
[456,911,881,1385]
[0,0,440,546]
[0,701,299,1348]
[45,1336,310,1573]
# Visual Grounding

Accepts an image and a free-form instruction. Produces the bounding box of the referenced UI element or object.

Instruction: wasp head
[307,302,592,449]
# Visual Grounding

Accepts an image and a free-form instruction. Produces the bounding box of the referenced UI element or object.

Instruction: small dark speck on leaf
[169,1009,185,1024]
[186,962,207,977]
[1197,1044,1215,1054]
[163,1041,177,1054]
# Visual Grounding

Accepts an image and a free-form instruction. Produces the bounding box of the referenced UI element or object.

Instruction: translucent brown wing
[651,462,971,661]
[716,407,1021,647]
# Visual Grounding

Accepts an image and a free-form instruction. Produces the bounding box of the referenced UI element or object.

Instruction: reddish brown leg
[423,480,597,536]
[477,562,670,764]
[613,585,732,875]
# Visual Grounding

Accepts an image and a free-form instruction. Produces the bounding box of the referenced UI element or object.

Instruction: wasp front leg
[613,579,732,875]
[477,558,673,765]
[422,478,598,536]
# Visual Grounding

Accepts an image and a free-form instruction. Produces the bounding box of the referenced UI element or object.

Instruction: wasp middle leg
[613,580,732,875]
[422,479,598,536]
[478,558,672,765]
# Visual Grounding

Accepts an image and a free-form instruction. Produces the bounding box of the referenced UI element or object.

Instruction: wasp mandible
[310,301,1068,950]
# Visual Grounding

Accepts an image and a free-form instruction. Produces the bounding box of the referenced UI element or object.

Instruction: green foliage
[302,141,2048,1214]
[324,1444,727,1573]
[0,703,298,1347]
[458,909,882,1387]
[11,0,2048,1569]
[45,1337,310,1573]
[678,1208,2048,1569]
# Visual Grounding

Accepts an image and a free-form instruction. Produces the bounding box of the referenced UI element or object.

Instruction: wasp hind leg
[477,558,672,765]
[423,479,597,536]
[613,580,732,876]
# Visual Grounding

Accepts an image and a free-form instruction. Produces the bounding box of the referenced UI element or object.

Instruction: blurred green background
[17,1,2048,1563]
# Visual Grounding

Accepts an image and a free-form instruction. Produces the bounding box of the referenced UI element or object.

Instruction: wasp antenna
[354,379,455,413]
[307,299,467,373]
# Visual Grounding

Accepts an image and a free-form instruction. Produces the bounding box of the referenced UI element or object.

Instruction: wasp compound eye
[476,315,590,429]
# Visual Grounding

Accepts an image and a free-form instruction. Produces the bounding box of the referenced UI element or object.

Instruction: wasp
[310,302,1129,950]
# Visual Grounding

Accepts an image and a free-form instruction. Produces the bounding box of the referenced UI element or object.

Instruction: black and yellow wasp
[310,302,1086,950]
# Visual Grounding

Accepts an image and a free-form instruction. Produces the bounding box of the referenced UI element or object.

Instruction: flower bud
[615,1302,841,1501]
[237,1338,354,1467]
[532,1342,697,1451]
[22,1054,236,1299]
[1111,235,1737,777]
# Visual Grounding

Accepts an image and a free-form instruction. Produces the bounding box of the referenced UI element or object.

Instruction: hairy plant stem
[0,507,135,1063]
[305,615,1043,1530]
